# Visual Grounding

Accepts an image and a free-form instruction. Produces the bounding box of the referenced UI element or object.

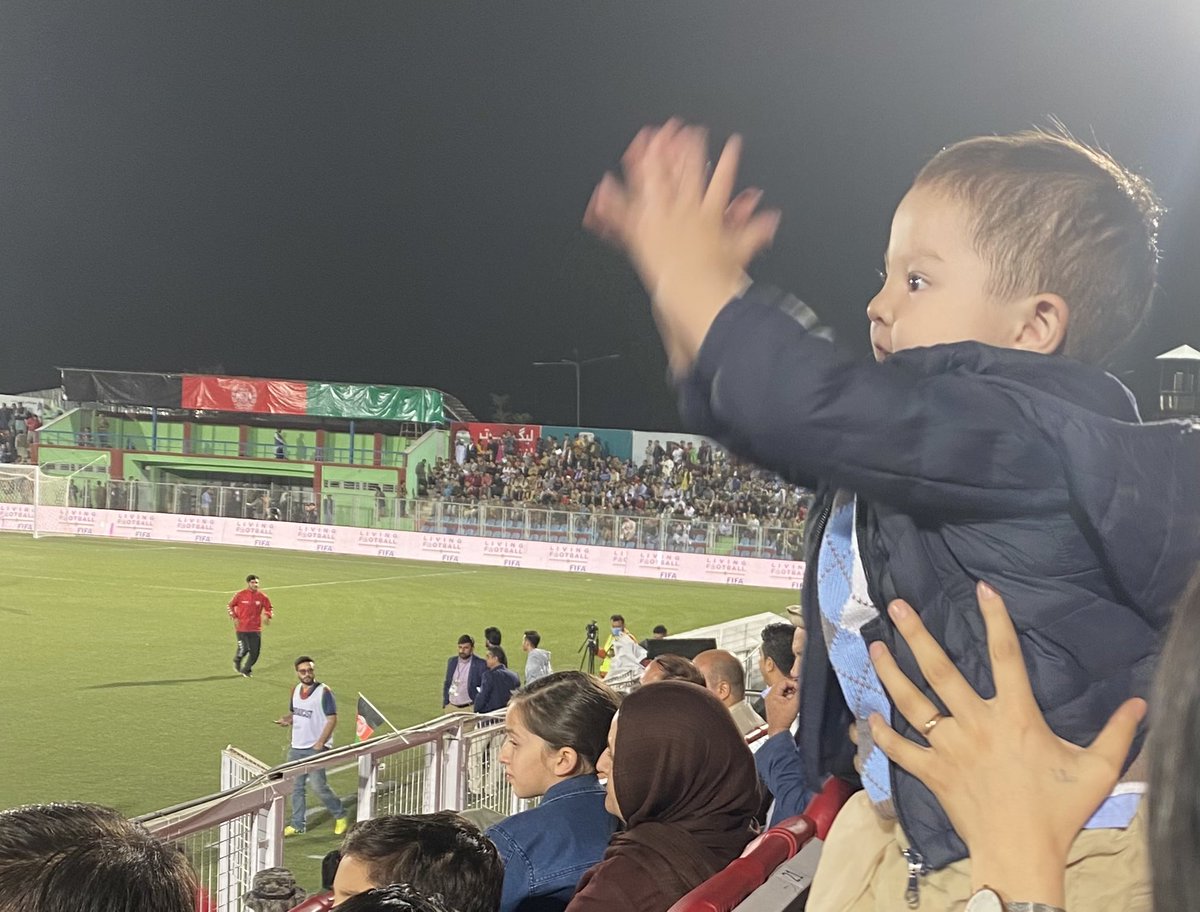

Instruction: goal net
[0,460,102,538]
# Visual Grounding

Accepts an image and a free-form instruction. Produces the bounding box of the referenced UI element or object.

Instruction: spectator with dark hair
[599,615,637,678]
[651,625,668,639]
[520,631,551,685]
[487,671,621,912]
[483,627,502,648]
[0,802,196,912]
[444,635,487,712]
[639,653,706,687]
[475,646,520,714]
[568,681,761,911]
[758,622,798,694]
[332,813,502,912]
[334,884,460,912]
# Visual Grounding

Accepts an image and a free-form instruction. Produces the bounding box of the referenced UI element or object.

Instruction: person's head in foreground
[577,680,761,910]
[0,802,196,912]
[639,652,706,687]
[1148,571,1200,910]
[869,128,1160,366]
[333,813,501,912]
[499,670,619,800]
[333,883,458,912]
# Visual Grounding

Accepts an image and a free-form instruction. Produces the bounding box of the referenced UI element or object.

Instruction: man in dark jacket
[443,635,487,712]
[474,646,520,714]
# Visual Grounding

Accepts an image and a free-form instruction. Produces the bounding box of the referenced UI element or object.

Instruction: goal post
[0,456,109,537]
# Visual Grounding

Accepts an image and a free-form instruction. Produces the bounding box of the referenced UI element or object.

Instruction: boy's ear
[1012,292,1069,355]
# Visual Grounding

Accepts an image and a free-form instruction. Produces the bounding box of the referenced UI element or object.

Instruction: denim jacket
[486,774,618,912]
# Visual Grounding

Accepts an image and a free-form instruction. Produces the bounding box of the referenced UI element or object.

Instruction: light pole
[532,350,621,426]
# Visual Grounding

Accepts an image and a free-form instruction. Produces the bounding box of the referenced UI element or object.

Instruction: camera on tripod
[579,620,601,674]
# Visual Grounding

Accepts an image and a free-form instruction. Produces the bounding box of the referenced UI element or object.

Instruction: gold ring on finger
[922,712,947,735]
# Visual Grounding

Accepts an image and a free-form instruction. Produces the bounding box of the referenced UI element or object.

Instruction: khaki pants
[807,791,1151,912]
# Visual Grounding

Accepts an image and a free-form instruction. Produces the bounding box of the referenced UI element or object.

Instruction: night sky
[2,1,1198,429]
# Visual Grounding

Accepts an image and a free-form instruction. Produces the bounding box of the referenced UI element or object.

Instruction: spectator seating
[668,778,856,912]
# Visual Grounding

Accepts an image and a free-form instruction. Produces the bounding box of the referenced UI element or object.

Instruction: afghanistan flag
[355,693,393,742]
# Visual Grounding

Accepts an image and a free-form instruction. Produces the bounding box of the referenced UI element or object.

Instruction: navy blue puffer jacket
[679,286,1200,870]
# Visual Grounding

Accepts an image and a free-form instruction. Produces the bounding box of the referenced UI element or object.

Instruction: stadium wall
[0,504,805,590]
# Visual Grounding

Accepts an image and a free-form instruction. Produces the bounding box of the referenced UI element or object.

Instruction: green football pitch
[1,534,790,817]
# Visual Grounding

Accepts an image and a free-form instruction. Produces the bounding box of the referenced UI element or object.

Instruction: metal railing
[139,711,515,912]
[412,499,805,561]
[36,428,407,466]
[29,469,805,559]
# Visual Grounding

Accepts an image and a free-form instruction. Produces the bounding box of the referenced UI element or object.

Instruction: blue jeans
[288,746,345,830]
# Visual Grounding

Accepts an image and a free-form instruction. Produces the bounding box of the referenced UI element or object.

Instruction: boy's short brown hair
[914,128,1162,365]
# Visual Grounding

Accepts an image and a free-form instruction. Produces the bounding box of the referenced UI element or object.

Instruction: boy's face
[867,185,1016,361]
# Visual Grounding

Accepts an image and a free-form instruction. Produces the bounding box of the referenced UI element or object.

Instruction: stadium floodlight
[532,350,620,426]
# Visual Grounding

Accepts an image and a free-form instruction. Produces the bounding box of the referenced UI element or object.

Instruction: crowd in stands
[0,402,41,464]
[416,433,811,555]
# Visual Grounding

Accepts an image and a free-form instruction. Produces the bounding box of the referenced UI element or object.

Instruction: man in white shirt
[275,655,349,836]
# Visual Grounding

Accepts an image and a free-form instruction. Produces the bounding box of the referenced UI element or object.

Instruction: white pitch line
[145,569,477,594]
[265,569,477,590]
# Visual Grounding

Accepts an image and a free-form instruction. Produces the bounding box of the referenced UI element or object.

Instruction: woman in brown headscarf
[566,680,762,911]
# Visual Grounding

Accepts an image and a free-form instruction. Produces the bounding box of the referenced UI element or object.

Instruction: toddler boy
[585,121,1200,910]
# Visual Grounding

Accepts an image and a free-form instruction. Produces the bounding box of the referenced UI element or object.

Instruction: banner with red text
[450,423,542,455]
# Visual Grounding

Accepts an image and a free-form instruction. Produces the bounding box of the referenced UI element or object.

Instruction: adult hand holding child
[867,581,1146,909]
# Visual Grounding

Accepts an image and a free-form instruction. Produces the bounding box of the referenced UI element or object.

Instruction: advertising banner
[16,508,805,591]
[450,423,542,455]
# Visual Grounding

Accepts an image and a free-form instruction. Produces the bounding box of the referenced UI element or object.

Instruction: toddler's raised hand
[584,121,781,374]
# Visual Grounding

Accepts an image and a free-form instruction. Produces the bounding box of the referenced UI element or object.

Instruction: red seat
[288,892,335,912]
[667,778,856,912]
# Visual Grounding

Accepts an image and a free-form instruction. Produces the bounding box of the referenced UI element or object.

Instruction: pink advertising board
[22,507,805,591]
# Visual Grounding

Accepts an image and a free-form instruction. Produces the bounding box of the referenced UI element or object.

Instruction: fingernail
[977,580,997,599]
[868,641,886,659]
[888,600,909,621]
